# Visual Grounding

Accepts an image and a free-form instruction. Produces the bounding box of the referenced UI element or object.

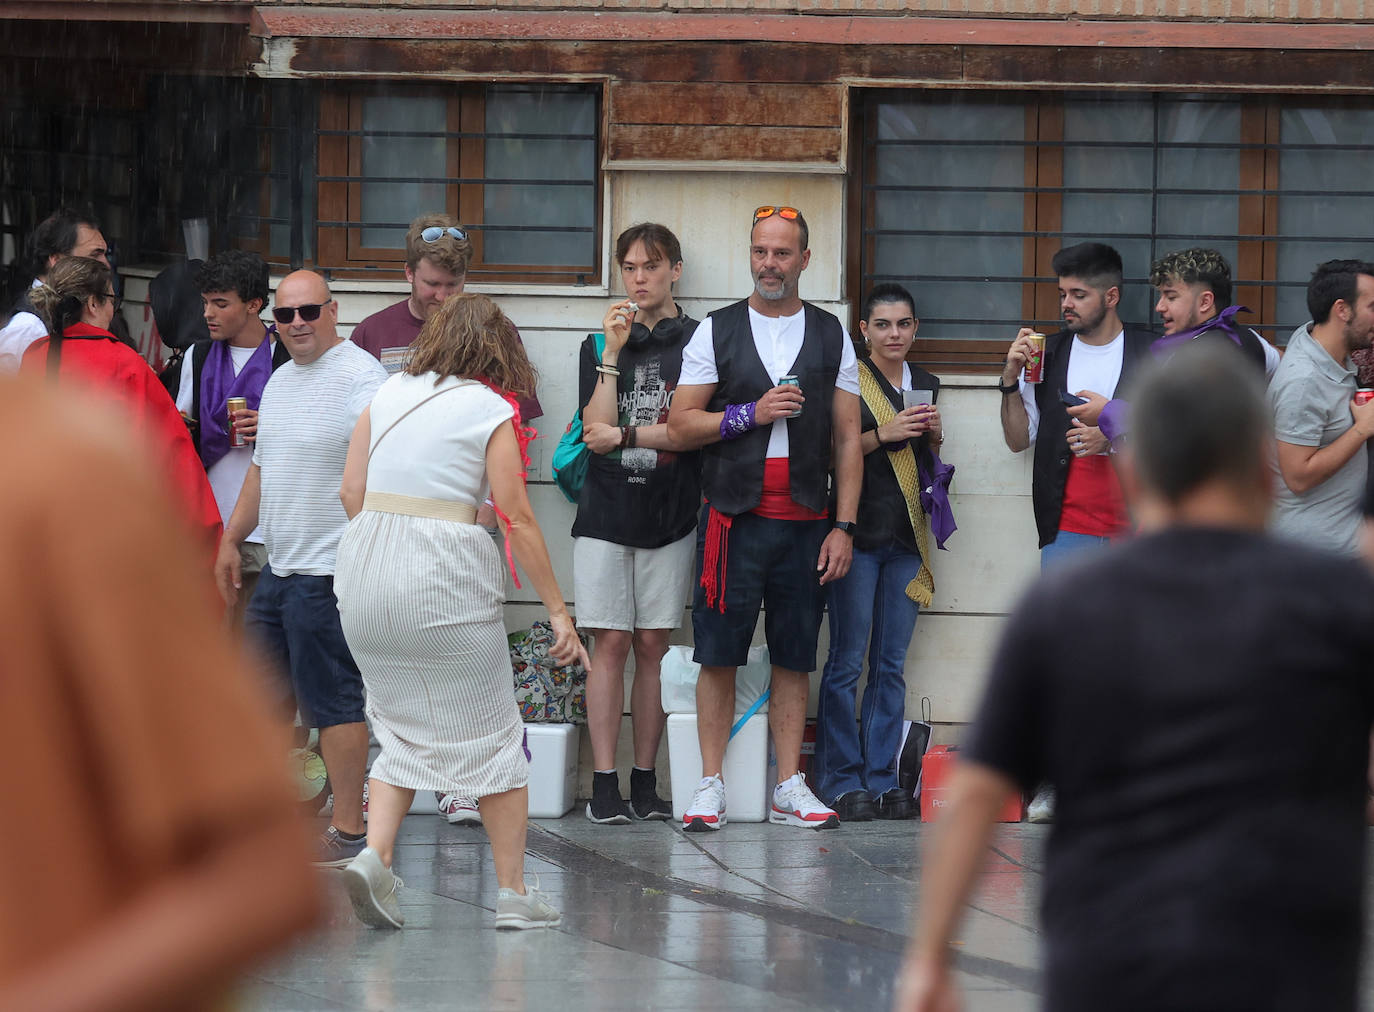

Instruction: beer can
[779,374,802,417]
[1356,388,1374,406]
[1023,333,1047,384]
[227,396,248,447]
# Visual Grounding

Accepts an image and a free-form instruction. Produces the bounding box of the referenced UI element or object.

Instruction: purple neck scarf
[199,330,274,469]
[1151,305,1250,359]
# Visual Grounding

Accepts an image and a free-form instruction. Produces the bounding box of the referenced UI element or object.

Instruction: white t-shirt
[0,280,47,374]
[365,374,513,505]
[1020,331,1125,446]
[253,340,387,575]
[175,341,276,545]
[679,305,861,458]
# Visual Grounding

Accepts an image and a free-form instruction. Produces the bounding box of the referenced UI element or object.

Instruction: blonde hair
[28,256,113,336]
[405,213,472,275]
[405,293,536,397]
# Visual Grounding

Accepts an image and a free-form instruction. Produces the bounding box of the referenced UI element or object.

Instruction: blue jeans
[1040,530,1113,572]
[814,542,922,803]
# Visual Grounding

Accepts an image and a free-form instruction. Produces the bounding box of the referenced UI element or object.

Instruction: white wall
[122,168,1044,772]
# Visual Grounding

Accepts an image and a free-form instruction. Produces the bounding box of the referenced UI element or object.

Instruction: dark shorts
[246,564,366,729]
[691,505,830,672]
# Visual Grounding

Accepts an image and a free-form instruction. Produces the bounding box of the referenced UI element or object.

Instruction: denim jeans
[1040,529,1113,572]
[814,541,922,803]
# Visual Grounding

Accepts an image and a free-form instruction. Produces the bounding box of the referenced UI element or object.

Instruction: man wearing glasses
[215,269,387,869]
[1,207,111,372]
[669,205,863,832]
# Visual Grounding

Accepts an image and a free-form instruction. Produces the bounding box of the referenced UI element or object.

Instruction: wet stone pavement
[243,814,1044,1011]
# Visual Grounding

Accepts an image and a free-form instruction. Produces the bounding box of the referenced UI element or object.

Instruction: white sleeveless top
[365,373,514,505]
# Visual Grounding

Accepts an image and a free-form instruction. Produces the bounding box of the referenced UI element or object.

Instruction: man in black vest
[668,205,862,832]
[998,242,1154,823]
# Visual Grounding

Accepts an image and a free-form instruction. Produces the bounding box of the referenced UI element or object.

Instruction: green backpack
[551,332,606,504]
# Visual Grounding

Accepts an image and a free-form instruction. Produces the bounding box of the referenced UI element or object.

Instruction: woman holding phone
[814,283,943,822]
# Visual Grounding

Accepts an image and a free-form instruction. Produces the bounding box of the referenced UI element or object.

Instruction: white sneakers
[770,772,839,829]
[683,772,839,831]
[342,847,405,929]
[683,774,727,832]
[495,886,562,930]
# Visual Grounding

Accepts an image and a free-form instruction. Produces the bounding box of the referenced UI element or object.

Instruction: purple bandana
[199,329,275,469]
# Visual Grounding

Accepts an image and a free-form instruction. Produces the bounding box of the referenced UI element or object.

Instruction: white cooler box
[667,711,770,823]
[525,723,579,818]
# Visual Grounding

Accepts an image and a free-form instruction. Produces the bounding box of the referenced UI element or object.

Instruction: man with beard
[997,243,1153,822]
[668,205,862,832]
[1269,259,1374,556]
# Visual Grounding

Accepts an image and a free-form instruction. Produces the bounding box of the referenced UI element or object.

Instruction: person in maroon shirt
[350,213,541,421]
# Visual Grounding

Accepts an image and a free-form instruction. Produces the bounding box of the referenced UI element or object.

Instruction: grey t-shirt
[1269,323,1365,555]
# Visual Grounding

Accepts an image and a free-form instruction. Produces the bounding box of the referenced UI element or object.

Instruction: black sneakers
[585,770,631,824]
[629,767,672,821]
[874,787,917,820]
[832,789,878,822]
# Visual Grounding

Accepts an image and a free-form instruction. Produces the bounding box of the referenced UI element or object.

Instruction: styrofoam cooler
[667,711,769,822]
[525,723,580,818]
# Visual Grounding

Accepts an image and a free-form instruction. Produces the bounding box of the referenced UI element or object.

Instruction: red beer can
[1023,333,1047,384]
[1356,389,1374,406]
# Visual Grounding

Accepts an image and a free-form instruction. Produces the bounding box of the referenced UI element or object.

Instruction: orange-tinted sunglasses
[753,205,801,224]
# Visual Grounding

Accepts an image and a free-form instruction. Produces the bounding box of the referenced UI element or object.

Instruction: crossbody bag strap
[367,382,466,463]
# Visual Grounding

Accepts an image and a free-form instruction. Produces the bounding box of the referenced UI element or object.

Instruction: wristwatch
[997,379,1020,395]
[833,521,857,535]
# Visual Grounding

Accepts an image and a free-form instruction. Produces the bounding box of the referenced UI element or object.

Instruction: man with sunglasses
[668,204,863,832]
[1,207,112,372]
[216,269,387,868]
[163,250,291,630]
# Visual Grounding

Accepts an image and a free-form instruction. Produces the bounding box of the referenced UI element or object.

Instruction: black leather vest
[701,299,843,516]
[1030,325,1155,548]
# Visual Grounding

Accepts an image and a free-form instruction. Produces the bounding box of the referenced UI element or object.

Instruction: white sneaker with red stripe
[683,774,726,832]
[770,772,839,829]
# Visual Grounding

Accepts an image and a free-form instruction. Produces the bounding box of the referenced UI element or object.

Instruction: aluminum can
[1357,389,1374,407]
[778,374,802,417]
[227,397,249,447]
[1023,333,1047,384]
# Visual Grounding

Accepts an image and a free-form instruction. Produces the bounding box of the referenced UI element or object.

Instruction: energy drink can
[779,374,802,417]
[1023,333,1047,384]
[227,397,248,447]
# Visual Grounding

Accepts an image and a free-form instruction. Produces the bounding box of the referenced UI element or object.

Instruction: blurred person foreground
[0,377,319,1012]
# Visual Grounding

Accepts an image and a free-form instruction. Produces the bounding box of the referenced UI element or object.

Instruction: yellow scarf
[857,363,935,606]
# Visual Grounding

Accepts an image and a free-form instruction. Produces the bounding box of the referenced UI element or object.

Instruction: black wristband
[997,379,1020,395]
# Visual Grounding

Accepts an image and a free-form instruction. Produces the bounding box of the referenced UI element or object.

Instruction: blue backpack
[551,332,606,504]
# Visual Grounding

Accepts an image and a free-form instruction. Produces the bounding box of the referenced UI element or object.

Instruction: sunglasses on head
[421,226,467,243]
[272,302,328,325]
[753,205,801,224]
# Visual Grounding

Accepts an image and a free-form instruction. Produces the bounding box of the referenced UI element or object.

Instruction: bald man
[215,270,387,867]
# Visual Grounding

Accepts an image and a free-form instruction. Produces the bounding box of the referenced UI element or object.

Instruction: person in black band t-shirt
[573,223,700,825]
[898,345,1374,1012]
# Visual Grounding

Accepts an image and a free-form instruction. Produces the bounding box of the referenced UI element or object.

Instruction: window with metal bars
[854,90,1374,372]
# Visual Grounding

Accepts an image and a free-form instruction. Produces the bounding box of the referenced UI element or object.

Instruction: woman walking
[814,283,944,822]
[334,293,587,930]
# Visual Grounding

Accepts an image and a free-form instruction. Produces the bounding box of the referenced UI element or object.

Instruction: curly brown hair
[405,293,536,397]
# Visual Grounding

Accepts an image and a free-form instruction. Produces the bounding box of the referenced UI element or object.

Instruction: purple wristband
[720,401,758,441]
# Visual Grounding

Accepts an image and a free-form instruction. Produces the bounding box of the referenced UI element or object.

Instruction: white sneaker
[494,885,561,930]
[342,847,404,929]
[683,774,726,832]
[437,792,482,825]
[1028,785,1056,824]
[770,772,839,829]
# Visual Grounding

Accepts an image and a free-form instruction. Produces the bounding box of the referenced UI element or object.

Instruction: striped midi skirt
[334,509,529,797]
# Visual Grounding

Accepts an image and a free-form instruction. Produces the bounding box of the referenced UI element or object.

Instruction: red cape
[23,325,224,562]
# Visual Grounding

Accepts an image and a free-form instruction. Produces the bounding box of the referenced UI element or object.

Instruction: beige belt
[363,491,478,524]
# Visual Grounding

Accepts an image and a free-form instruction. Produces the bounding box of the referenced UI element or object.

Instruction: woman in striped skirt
[333,293,587,931]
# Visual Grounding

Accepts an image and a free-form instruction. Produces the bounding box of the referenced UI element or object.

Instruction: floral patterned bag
[509,621,588,723]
